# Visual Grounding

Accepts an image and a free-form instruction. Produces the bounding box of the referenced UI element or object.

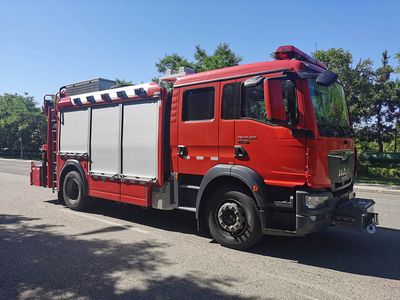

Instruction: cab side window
[281,80,298,125]
[182,87,215,121]
[241,83,267,122]
[222,83,240,119]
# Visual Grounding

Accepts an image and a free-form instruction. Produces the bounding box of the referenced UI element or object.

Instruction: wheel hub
[217,202,246,234]
[66,178,79,202]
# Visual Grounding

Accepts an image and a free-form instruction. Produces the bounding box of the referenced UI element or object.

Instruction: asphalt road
[1,159,399,299]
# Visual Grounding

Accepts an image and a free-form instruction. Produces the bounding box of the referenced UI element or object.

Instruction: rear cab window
[182,87,215,121]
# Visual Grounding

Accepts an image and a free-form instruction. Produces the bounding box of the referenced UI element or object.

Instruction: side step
[177,206,196,212]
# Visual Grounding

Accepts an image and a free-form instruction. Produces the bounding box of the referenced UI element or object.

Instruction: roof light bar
[274,45,327,69]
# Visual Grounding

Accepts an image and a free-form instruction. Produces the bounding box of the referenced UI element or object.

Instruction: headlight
[304,195,329,209]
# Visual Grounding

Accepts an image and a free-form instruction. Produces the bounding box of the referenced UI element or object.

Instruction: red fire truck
[30,45,378,249]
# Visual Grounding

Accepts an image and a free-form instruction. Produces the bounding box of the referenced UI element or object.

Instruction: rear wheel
[206,186,262,250]
[63,171,90,211]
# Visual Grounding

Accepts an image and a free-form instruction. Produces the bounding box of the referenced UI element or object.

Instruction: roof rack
[159,67,196,83]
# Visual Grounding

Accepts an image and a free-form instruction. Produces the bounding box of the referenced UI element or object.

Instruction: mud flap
[333,198,379,231]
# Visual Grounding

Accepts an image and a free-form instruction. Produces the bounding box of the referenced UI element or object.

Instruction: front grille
[328,150,354,192]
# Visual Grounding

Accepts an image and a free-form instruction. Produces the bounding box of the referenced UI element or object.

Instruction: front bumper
[295,190,378,236]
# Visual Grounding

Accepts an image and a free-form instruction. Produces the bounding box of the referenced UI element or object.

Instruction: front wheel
[206,186,262,250]
[62,171,90,211]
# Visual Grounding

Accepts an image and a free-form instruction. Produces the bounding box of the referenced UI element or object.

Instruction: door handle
[234,145,248,159]
[178,145,187,157]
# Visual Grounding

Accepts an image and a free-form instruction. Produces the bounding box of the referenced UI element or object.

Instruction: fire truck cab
[31,45,378,249]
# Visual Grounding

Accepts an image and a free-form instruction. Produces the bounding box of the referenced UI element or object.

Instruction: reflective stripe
[210,156,218,161]
[196,156,204,160]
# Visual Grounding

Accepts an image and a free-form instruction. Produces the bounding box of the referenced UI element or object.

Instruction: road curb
[0,158,32,163]
[354,185,400,196]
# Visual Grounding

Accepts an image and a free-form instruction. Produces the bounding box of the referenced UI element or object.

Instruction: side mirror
[264,79,286,121]
[316,70,338,87]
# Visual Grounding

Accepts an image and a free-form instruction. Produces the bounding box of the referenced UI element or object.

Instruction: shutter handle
[178,145,187,157]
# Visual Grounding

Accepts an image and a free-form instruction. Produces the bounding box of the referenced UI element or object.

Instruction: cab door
[234,76,307,187]
[177,83,220,175]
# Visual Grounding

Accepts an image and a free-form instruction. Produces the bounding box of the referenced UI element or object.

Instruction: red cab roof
[174,60,303,87]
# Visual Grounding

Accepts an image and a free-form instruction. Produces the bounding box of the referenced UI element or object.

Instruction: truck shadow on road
[45,198,400,281]
[0,213,255,300]
[252,227,400,281]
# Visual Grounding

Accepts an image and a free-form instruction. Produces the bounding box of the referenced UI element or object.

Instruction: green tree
[396,52,400,73]
[115,78,133,86]
[0,93,46,158]
[364,51,400,152]
[314,49,400,152]
[155,43,242,78]
[155,54,195,75]
[313,48,374,126]
[193,43,242,72]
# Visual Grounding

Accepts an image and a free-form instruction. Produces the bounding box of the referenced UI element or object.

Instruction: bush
[358,165,400,180]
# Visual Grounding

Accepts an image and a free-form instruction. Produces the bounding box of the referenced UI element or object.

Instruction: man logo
[338,168,351,180]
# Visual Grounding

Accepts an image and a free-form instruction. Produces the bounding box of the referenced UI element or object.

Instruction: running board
[177,206,196,212]
[262,228,297,236]
[179,184,200,190]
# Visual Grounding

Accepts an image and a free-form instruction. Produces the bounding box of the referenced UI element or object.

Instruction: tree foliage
[155,43,242,76]
[314,48,400,152]
[363,51,400,152]
[313,48,374,125]
[0,94,46,157]
[115,78,133,86]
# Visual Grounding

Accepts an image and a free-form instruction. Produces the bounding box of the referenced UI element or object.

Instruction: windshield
[307,79,352,137]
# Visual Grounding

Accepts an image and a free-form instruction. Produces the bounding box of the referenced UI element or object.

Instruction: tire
[206,185,262,250]
[62,171,90,211]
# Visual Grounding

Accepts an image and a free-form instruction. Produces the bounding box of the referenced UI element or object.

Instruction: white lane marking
[63,209,149,234]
